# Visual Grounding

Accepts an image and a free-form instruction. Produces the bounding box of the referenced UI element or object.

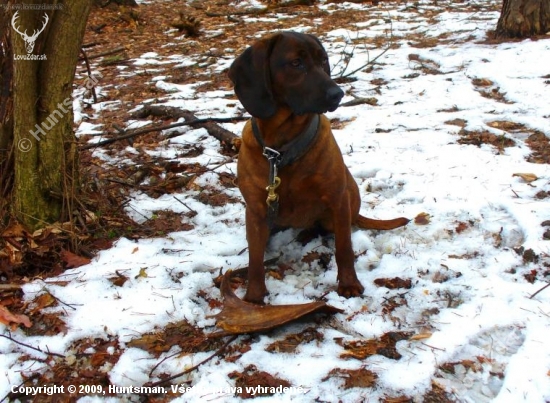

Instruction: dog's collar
[250,114,320,228]
[250,114,320,169]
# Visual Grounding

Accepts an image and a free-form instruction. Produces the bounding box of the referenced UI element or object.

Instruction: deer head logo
[11,11,49,54]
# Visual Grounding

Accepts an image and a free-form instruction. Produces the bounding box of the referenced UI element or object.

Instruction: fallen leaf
[1,222,27,238]
[4,242,23,265]
[135,267,148,279]
[471,78,494,87]
[487,120,526,131]
[409,332,432,341]
[374,277,412,289]
[29,293,56,315]
[512,173,538,183]
[382,396,414,403]
[109,271,129,287]
[228,365,291,399]
[266,327,323,353]
[60,249,91,269]
[414,212,431,225]
[302,251,321,264]
[0,305,32,329]
[455,221,469,234]
[323,367,378,389]
[340,332,413,360]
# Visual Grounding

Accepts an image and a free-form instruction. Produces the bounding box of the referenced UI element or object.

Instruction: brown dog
[229,31,409,304]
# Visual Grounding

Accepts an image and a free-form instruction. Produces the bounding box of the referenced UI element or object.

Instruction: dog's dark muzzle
[326,86,344,111]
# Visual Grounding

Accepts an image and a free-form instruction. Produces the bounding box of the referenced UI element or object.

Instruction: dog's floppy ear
[228,35,279,119]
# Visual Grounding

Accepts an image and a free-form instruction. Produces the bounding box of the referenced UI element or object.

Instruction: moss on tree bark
[10,0,91,230]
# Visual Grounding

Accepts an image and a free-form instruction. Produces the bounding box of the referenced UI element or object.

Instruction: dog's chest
[273,170,330,227]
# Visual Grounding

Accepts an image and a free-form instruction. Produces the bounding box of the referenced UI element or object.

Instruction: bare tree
[496,0,550,38]
[1,0,92,230]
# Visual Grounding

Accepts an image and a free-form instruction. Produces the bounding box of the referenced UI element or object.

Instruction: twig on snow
[0,333,65,358]
[529,282,550,299]
[146,335,237,387]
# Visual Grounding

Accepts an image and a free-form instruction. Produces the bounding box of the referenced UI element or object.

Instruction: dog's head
[228,31,344,119]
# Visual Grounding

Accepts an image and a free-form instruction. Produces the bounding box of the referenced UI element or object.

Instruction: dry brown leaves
[0,305,31,330]
[127,320,223,357]
[323,367,378,389]
[526,132,550,164]
[423,381,457,403]
[374,276,412,289]
[339,331,413,360]
[472,77,513,104]
[457,128,515,152]
[266,326,324,353]
[0,221,93,288]
[228,364,291,399]
[8,336,122,402]
[302,250,332,269]
[414,212,431,225]
[451,118,550,162]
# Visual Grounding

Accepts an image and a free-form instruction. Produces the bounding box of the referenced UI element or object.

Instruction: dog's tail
[355,214,410,230]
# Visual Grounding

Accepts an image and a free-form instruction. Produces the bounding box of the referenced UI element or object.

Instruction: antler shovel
[214,270,343,334]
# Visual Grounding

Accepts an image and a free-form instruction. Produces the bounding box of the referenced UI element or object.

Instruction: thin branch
[148,350,181,378]
[80,116,246,150]
[205,9,268,17]
[146,335,237,387]
[0,334,65,358]
[41,288,79,311]
[529,282,550,299]
[338,9,395,78]
[0,284,22,291]
[173,196,198,215]
[79,46,126,61]
[80,48,97,103]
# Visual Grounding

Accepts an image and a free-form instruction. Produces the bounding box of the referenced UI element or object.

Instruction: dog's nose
[326,86,344,105]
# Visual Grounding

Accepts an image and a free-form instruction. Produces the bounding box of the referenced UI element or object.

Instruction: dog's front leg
[332,198,365,298]
[244,206,270,304]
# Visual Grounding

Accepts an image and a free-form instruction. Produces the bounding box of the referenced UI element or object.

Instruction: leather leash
[251,114,320,229]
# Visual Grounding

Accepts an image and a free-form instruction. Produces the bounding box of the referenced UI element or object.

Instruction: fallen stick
[80,109,246,150]
[79,46,126,61]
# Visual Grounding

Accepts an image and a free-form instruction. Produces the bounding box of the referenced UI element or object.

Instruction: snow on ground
[2,0,550,402]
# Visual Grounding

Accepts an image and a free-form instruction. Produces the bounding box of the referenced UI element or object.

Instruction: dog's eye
[322,57,329,65]
[290,59,302,68]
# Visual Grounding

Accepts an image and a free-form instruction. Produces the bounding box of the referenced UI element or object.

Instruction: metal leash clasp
[263,147,282,206]
[266,177,281,205]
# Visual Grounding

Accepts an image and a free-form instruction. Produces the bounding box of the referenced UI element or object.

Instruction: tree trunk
[9,0,92,230]
[1,7,14,226]
[496,0,550,38]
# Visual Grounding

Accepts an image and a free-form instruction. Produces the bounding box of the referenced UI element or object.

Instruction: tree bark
[10,0,92,230]
[496,0,550,38]
[1,6,14,223]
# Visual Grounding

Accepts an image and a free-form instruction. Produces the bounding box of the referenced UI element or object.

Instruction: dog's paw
[337,281,365,298]
[243,286,268,305]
